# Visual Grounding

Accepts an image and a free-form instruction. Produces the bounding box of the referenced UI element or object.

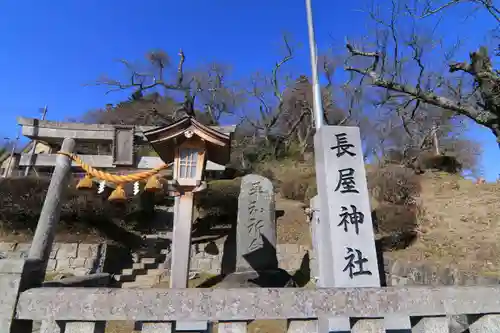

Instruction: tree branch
[345,42,488,125]
[421,0,462,18]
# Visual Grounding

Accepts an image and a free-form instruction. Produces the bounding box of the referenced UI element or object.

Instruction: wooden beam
[19,154,226,171]
[17,117,236,143]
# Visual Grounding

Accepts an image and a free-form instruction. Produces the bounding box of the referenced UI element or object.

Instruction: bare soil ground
[275,196,311,246]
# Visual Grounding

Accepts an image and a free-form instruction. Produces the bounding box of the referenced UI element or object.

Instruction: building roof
[143,117,232,166]
[0,140,34,165]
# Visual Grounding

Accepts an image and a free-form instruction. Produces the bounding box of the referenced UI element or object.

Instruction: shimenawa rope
[56,151,172,184]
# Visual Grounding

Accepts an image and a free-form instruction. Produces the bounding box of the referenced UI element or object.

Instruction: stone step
[121,268,147,276]
[134,274,161,284]
[113,274,135,282]
[141,257,159,265]
[132,262,162,269]
[135,252,165,261]
[145,268,166,276]
[121,281,152,289]
[132,262,146,270]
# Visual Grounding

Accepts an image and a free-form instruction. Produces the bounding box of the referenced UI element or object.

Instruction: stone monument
[218,174,295,288]
[314,126,412,331]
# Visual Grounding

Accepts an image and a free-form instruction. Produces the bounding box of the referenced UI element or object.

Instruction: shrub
[368,165,421,205]
[414,153,462,174]
[373,202,420,251]
[279,173,316,202]
[0,177,159,248]
[259,168,275,182]
[195,179,241,218]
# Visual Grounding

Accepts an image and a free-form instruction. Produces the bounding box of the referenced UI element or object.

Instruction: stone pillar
[169,193,209,332]
[313,126,385,332]
[314,127,379,287]
[169,193,194,288]
[28,138,75,278]
[309,196,322,284]
[0,259,43,333]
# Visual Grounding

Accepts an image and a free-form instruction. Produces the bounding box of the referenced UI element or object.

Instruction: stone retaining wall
[0,242,106,276]
[2,240,498,287]
[180,242,313,275]
[383,254,500,286]
[184,242,500,287]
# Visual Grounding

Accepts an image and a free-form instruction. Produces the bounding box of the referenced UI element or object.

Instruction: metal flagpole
[305,0,324,129]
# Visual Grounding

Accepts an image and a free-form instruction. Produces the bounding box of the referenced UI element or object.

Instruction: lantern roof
[143,117,232,166]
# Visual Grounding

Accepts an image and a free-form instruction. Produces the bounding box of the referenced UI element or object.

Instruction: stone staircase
[114,239,171,288]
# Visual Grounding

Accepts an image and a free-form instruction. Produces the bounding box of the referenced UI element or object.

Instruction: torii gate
[19,116,234,332]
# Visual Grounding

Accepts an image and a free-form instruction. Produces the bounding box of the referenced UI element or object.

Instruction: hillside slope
[275,172,500,275]
[389,173,500,274]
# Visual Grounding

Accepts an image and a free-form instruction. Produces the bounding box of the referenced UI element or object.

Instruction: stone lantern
[143,116,231,288]
[144,117,231,190]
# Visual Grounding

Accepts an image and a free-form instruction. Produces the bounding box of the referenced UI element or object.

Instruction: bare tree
[191,62,243,125]
[344,0,500,147]
[278,74,350,154]
[93,50,238,125]
[242,35,295,144]
[241,36,353,158]
[420,0,500,23]
[83,93,178,126]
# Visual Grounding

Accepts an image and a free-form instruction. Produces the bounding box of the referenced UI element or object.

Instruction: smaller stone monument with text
[218,174,294,288]
[236,174,277,272]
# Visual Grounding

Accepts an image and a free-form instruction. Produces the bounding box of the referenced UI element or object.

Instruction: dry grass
[272,167,500,276]
[275,196,311,246]
[265,167,500,276]
[264,160,316,203]
[386,172,500,274]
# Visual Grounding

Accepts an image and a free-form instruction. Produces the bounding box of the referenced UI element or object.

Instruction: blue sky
[1,0,499,180]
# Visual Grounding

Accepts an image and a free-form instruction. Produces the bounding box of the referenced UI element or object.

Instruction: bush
[373,201,420,251]
[368,165,421,205]
[195,179,241,218]
[413,153,462,174]
[259,168,276,182]
[0,177,49,232]
[0,177,159,248]
[279,173,316,202]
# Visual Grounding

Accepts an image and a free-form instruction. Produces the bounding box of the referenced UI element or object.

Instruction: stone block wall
[383,254,500,286]
[0,242,105,276]
[179,242,313,275]
[2,240,498,287]
[184,242,500,287]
